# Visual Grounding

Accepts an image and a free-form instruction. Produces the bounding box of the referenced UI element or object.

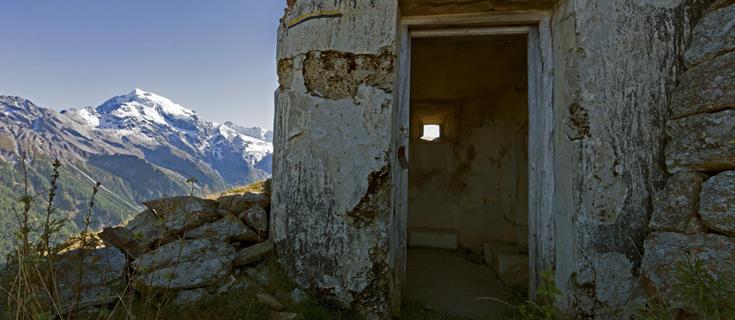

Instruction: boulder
[186,214,261,242]
[270,312,304,320]
[256,293,285,311]
[244,264,272,288]
[172,288,209,305]
[672,51,735,118]
[289,288,306,305]
[684,4,735,66]
[235,241,275,266]
[641,232,735,309]
[218,193,270,213]
[665,109,735,172]
[131,239,235,292]
[143,196,219,234]
[699,171,735,236]
[98,226,145,258]
[650,171,707,232]
[125,209,166,247]
[240,205,269,235]
[53,247,126,312]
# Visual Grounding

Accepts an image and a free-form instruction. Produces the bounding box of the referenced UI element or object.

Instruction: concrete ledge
[408,227,458,250]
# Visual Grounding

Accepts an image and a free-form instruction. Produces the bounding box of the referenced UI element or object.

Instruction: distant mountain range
[0,89,272,257]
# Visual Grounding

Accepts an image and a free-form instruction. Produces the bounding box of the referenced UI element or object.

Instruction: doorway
[402,33,530,318]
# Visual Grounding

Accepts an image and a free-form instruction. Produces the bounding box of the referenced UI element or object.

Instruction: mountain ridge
[0,89,272,258]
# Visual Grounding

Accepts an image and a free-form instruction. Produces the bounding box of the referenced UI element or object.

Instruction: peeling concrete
[273,0,716,318]
[302,50,394,100]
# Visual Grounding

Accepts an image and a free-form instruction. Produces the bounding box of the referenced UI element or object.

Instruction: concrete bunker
[403,34,529,318]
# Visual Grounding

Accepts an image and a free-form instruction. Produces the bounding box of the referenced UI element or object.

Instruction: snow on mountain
[4,90,272,189]
[224,121,273,142]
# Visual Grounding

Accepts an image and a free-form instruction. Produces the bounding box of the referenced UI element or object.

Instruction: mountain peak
[91,89,199,130]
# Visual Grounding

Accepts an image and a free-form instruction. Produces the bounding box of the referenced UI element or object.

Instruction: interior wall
[408,35,529,253]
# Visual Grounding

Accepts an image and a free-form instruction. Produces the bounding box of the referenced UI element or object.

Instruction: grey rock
[216,275,237,294]
[684,4,735,66]
[270,312,304,320]
[134,257,233,292]
[700,171,735,236]
[244,264,271,288]
[684,217,707,234]
[218,192,270,213]
[53,247,126,312]
[172,288,209,305]
[125,209,166,247]
[257,293,285,311]
[235,241,275,266]
[98,226,146,258]
[665,109,735,172]
[289,288,306,305]
[641,232,735,309]
[186,214,261,242]
[240,205,269,235]
[672,50,735,118]
[131,239,235,292]
[650,171,707,232]
[143,196,219,234]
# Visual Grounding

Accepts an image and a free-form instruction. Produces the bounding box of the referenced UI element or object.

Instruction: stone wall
[551,0,712,317]
[642,1,735,315]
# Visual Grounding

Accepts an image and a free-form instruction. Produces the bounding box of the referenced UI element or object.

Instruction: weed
[635,253,735,320]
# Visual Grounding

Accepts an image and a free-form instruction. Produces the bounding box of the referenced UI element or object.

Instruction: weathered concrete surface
[399,0,556,15]
[277,1,397,59]
[641,232,735,309]
[666,109,735,172]
[650,171,707,232]
[671,50,735,118]
[273,1,397,317]
[683,3,735,66]
[551,0,710,317]
[699,170,735,236]
[275,0,716,318]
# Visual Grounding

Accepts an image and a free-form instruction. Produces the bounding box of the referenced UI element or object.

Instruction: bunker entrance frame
[390,11,555,314]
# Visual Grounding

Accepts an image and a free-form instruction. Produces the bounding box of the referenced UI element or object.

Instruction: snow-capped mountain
[0,90,272,255]
[60,88,273,175]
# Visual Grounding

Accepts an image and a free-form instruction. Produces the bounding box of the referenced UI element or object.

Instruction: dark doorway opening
[404,34,530,319]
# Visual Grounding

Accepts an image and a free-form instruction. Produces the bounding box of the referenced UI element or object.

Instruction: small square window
[421,124,441,141]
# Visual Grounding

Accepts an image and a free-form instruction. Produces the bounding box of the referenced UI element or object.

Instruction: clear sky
[0,1,285,129]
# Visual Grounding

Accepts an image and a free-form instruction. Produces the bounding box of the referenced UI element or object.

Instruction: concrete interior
[405,34,530,317]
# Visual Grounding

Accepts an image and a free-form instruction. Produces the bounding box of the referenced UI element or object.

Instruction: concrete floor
[404,248,523,319]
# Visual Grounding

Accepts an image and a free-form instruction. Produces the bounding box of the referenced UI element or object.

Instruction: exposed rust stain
[569,103,591,140]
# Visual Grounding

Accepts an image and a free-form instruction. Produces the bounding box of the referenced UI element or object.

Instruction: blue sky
[0,1,285,129]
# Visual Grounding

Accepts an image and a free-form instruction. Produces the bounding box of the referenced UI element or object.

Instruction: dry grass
[207,179,271,199]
